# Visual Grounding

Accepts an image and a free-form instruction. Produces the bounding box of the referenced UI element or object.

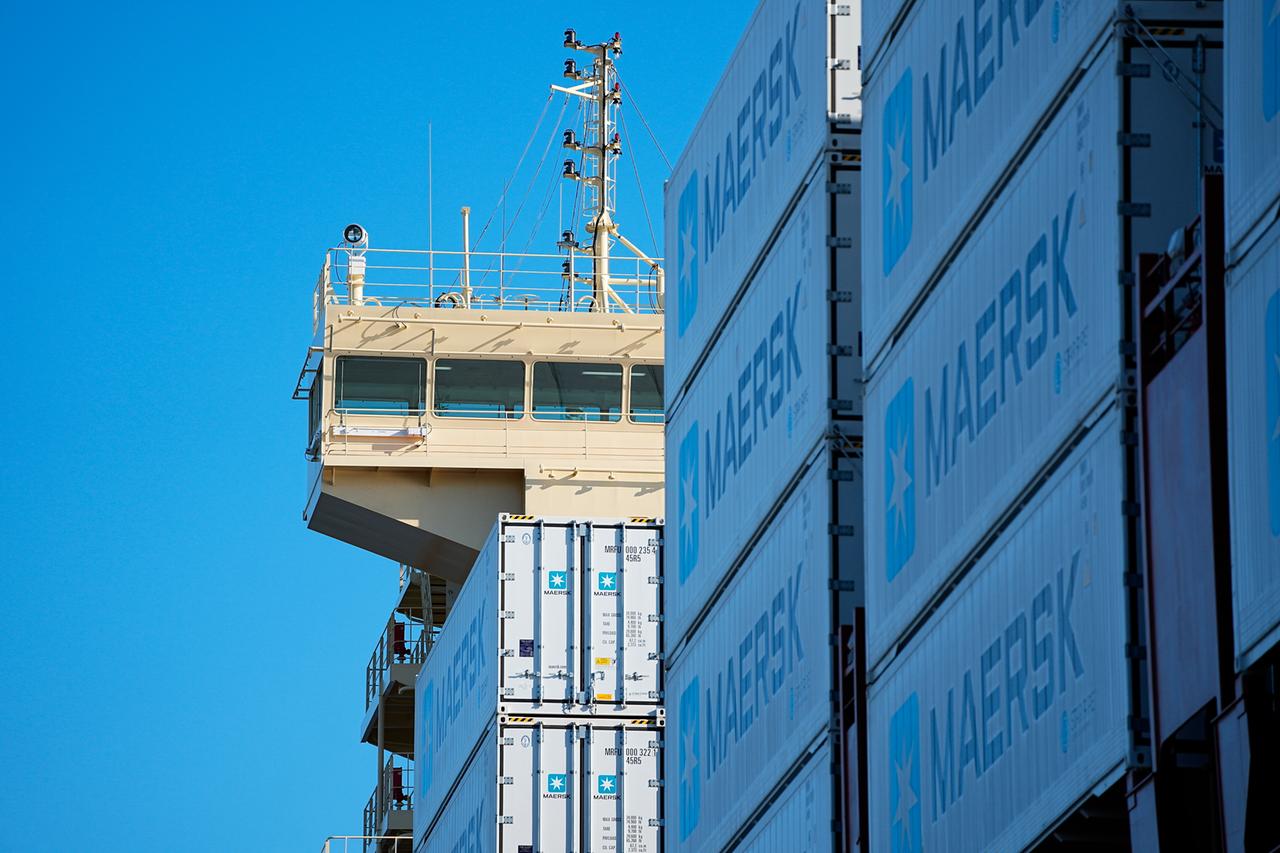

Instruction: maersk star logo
[678,422,701,584]
[1266,289,1280,536]
[598,572,617,591]
[677,171,700,337]
[882,69,914,277]
[597,774,618,795]
[1264,0,1279,120]
[547,773,568,794]
[548,571,568,590]
[889,693,922,853]
[885,379,917,581]
[678,677,702,839]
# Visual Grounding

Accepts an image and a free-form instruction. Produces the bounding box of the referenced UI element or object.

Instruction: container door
[583,724,664,853]
[499,521,578,704]
[582,523,663,707]
[498,720,580,853]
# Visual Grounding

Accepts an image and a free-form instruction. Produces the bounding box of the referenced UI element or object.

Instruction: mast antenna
[553,29,663,312]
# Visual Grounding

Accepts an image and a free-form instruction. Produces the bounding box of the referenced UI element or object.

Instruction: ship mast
[554,29,662,312]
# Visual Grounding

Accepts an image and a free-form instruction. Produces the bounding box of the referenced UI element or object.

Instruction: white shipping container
[667,461,852,853]
[867,409,1129,853]
[861,0,1116,368]
[665,0,859,399]
[666,176,838,646]
[865,52,1119,669]
[414,516,664,838]
[420,716,664,853]
[1226,221,1280,670]
[863,33,1222,668]
[1225,0,1280,254]
[731,741,836,853]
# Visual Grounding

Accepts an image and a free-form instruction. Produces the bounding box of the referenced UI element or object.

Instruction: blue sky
[0,3,751,849]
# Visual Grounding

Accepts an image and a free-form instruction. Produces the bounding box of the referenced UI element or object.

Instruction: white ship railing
[314,247,664,320]
[319,837,411,853]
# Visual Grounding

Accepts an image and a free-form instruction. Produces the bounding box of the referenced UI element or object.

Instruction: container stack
[662,1,864,850]
[860,2,1224,850]
[411,516,665,853]
[1224,0,1280,687]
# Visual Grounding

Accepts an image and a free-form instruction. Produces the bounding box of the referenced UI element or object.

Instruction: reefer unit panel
[867,410,1129,853]
[667,461,843,853]
[865,53,1121,668]
[1226,222,1280,670]
[732,741,836,853]
[420,718,664,853]
[415,517,664,838]
[665,0,859,399]
[1225,0,1280,253]
[666,176,836,647]
[861,0,1118,369]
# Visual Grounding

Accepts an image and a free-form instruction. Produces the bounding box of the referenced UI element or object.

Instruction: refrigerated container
[413,516,664,838]
[1225,0,1280,254]
[731,740,836,853]
[861,1,1222,370]
[666,174,860,647]
[867,408,1130,853]
[1226,220,1280,670]
[864,33,1222,670]
[665,0,859,400]
[667,458,859,853]
[419,716,664,853]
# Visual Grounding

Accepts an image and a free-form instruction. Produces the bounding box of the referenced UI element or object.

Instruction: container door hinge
[828,290,853,302]
[1118,132,1152,148]
[829,468,855,481]
[648,614,664,623]
[826,181,852,195]
[828,524,856,537]
[828,344,854,357]
[829,579,858,592]
[1119,271,1137,288]
[828,399,855,412]
[650,819,666,828]
[827,235,853,249]
[1117,62,1152,77]
[1118,201,1152,218]
[828,58,851,70]
[828,4,852,15]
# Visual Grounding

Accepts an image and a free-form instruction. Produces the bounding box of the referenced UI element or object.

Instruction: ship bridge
[293,238,664,583]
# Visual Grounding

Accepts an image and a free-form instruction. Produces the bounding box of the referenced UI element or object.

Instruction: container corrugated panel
[731,741,836,853]
[867,408,1129,853]
[414,516,664,838]
[861,0,910,83]
[861,0,1114,369]
[666,176,836,647]
[667,461,842,853]
[420,717,664,853]
[664,0,859,400]
[1225,0,1280,254]
[1226,221,1280,670]
[864,52,1121,668]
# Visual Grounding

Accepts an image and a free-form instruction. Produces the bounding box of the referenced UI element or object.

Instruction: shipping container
[666,174,859,647]
[1225,0,1280,254]
[666,459,858,853]
[413,516,664,837]
[1226,220,1280,670]
[864,33,1222,669]
[861,1,1222,370]
[867,409,1130,853]
[731,740,836,853]
[419,716,664,853]
[664,0,859,401]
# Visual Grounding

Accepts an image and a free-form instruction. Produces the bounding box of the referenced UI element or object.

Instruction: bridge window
[434,359,526,419]
[532,362,623,422]
[629,365,664,424]
[335,357,426,413]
